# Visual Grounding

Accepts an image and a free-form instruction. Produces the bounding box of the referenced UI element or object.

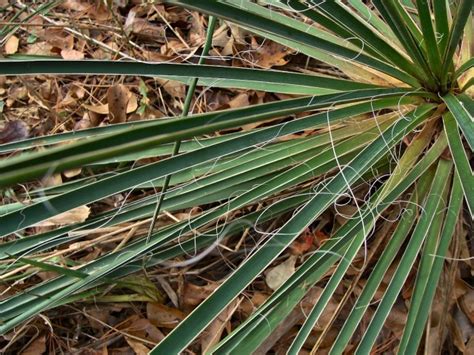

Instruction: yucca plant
[0,0,472,353]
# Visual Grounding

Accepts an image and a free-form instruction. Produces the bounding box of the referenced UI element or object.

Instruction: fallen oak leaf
[201,298,241,353]
[4,35,19,54]
[155,78,186,99]
[290,229,315,255]
[34,205,90,227]
[182,282,219,307]
[265,255,297,291]
[60,48,84,60]
[83,88,137,119]
[253,39,292,69]
[60,0,91,12]
[126,338,150,355]
[147,302,185,329]
[0,120,29,144]
[63,168,82,178]
[460,289,474,323]
[20,335,46,355]
[107,84,129,123]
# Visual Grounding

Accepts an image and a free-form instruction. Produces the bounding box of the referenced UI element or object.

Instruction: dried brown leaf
[5,35,19,54]
[60,0,91,11]
[107,84,130,123]
[228,93,249,109]
[453,307,474,350]
[75,109,103,129]
[83,103,109,115]
[64,168,82,178]
[265,255,297,291]
[84,90,136,119]
[0,120,29,144]
[125,338,150,355]
[460,289,474,323]
[384,301,407,339]
[156,78,186,99]
[201,299,241,353]
[26,42,53,56]
[239,292,268,317]
[253,40,292,69]
[290,229,316,255]
[43,30,74,50]
[129,18,165,41]
[61,48,84,60]
[466,336,474,354]
[20,335,46,355]
[182,282,219,307]
[42,173,62,187]
[120,317,164,352]
[255,287,326,354]
[147,303,185,329]
[35,205,90,227]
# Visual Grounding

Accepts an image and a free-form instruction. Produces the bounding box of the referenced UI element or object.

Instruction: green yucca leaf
[433,0,450,54]
[331,172,433,353]
[212,131,448,354]
[151,104,435,353]
[443,112,474,217]
[373,0,436,89]
[356,159,453,353]
[415,0,442,75]
[454,58,474,81]
[164,0,420,86]
[397,176,449,353]
[0,60,372,93]
[9,255,88,279]
[440,0,473,87]
[402,173,464,353]
[0,89,417,188]
[0,94,416,237]
[286,0,420,78]
[0,104,412,330]
[347,0,400,44]
[443,93,474,151]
